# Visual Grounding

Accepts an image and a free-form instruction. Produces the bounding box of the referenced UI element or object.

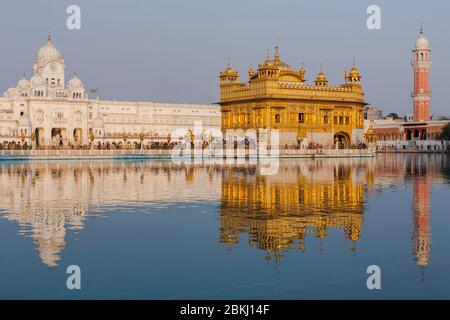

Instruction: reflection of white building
[0,34,220,147]
[0,161,222,267]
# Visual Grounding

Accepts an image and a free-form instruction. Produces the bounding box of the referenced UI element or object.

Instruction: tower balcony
[411,90,432,97]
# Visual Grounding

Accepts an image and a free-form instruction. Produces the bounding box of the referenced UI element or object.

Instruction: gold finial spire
[274,45,280,61]
[227,57,230,68]
[48,32,51,42]
[266,49,270,60]
[299,60,305,81]
[248,64,255,78]
[353,56,356,67]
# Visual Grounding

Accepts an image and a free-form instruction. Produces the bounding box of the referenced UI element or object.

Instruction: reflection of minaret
[412,173,431,274]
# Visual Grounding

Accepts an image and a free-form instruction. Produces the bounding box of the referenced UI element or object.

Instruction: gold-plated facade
[219,48,366,147]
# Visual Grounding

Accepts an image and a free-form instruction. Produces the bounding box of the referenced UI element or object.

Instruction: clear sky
[0,0,448,116]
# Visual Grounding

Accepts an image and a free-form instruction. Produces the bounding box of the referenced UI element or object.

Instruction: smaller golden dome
[315,65,328,86]
[316,71,326,82]
[347,58,361,83]
[219,59,239,82]
[248,65,255,78]
[349,66,360,78]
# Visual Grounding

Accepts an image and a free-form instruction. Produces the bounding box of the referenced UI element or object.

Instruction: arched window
[275,114,280,123]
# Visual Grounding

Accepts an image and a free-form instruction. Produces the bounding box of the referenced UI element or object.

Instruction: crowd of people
[377,143,450,152]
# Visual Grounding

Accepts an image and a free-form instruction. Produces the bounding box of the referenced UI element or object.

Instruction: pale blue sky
[0,0,449,116]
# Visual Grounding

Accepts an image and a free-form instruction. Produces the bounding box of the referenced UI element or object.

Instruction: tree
[441,123,450,140]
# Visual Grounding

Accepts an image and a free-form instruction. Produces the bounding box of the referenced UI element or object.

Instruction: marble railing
[0,147,376,159]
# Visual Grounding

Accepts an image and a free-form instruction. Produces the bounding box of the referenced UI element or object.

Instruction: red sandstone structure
[368,27,450,147]
[412,26,431,122]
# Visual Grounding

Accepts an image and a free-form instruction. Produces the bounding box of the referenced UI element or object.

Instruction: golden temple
[219,47,366,148]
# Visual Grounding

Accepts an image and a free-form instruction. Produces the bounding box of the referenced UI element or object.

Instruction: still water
[0,154,450,299]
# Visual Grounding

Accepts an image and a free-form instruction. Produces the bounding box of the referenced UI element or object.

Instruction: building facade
[219,47,366,148]
[364,105,382,121]
[0,34,221,148]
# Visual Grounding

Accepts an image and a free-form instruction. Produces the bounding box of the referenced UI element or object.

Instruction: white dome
[38,35,61,62]
[30,74,44,86]
[68,74,83,88]
[4,87,15,97]
[415,34,430,50]
[17,76,30,89]
[6,87,17,96]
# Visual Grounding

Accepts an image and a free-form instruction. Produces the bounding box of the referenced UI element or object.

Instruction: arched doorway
[73,128,82,144]
[406,129,412,141]
[51,128,67,146]
[334,132,350,149]
[413,129,420,140]
[34,128,45,146]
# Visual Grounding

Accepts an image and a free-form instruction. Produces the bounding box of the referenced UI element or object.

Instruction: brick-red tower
[411,26,431,122]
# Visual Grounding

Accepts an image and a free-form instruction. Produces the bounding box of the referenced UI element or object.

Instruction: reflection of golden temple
[219,159,369,261]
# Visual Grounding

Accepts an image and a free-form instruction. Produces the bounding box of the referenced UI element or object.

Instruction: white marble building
[0,34,221,147]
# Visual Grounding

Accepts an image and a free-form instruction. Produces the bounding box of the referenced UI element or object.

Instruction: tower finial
[353,57,356,67]
[274,37,280,61]
[48,32,51,42]
[420,22,423,35]
[266,49,270,60]
[227,57,230,68]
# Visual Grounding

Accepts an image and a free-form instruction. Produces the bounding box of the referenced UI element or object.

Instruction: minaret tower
[411,25,431,122]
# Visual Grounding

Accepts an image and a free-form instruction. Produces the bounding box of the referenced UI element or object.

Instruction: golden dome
[347,59,361,83]
[315,65,328,86]
[316,71,326,81]
[260,47,291,70]
[349,66,360,78]
[219,59,239,82]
